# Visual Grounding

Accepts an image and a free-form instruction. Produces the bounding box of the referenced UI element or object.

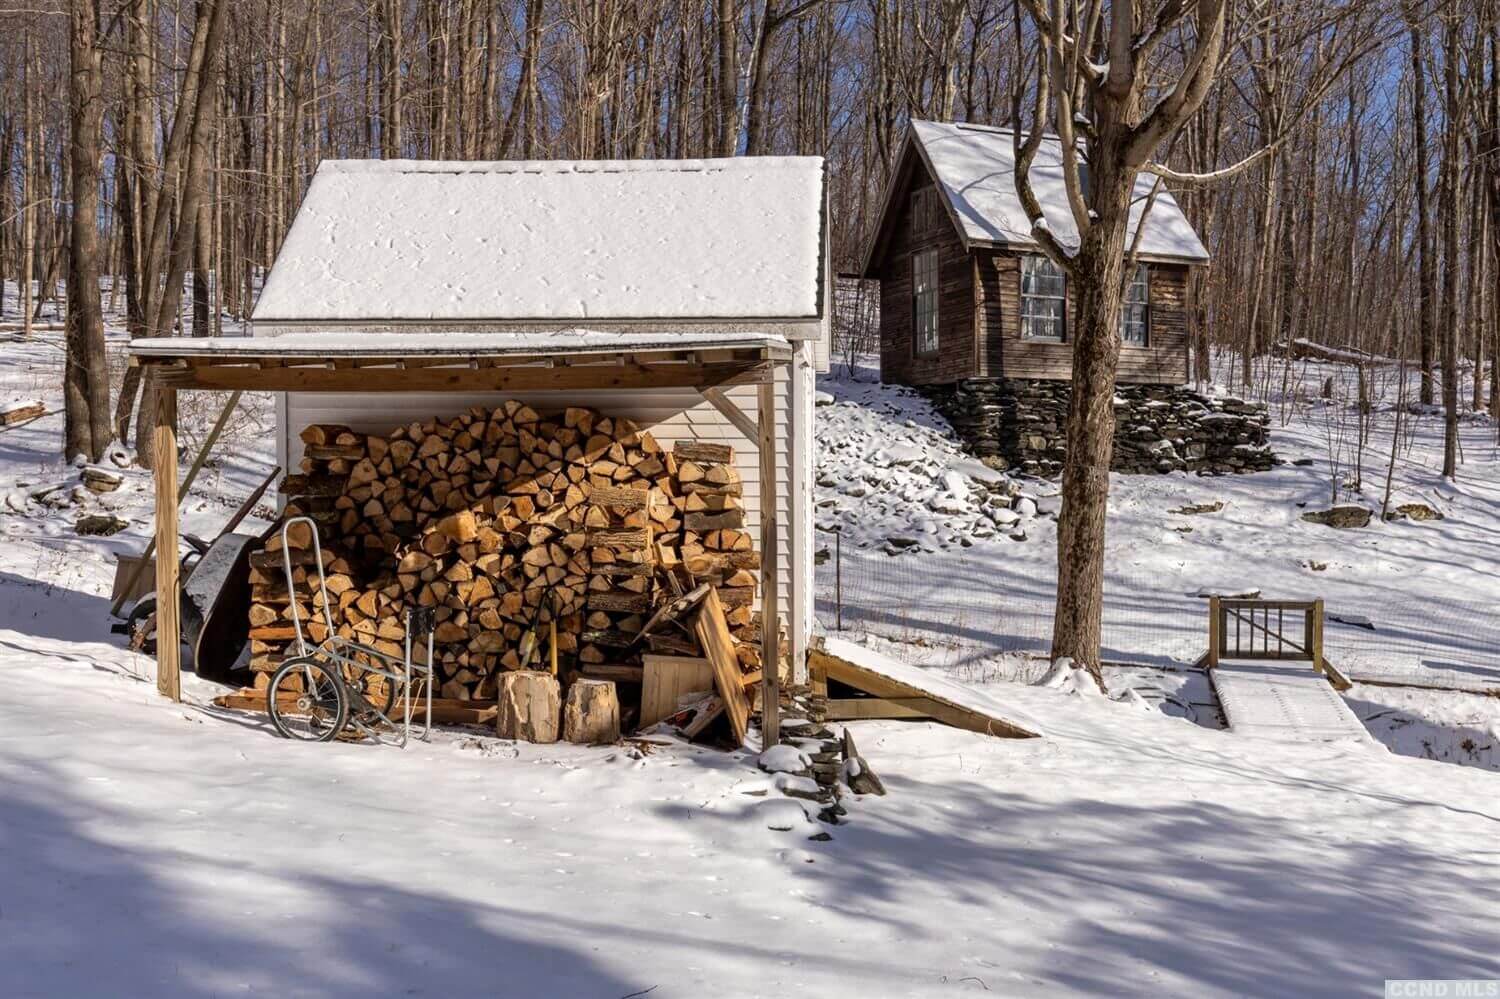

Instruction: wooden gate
[1203,596,1351,689]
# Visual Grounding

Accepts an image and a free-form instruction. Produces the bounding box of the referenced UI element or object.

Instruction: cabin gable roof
[861,120,1210,276]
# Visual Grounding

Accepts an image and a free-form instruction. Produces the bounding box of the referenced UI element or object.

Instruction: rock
[758,744,812,775]
[840,730,886,796]
[1014,496,1038,518]
[930,493,969,515]
[814,390,835,407]
[1169,500,1224,516]
[886,535,919,549]
[1385,502,1443,522]
[760,798,813,831]
[1300,505,1372,529]
[988,507,1020,528]
[80,466,124,494]
[920,379,1276,478]
[75,514,128,536]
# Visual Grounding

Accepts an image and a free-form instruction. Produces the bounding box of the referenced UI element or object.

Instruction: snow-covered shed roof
[252,157,828,326]
[861,120,1209,273]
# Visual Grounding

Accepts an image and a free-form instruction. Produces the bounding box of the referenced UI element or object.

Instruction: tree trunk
[1050,164,1133,686]
[1439,7,1459,478]
[65,0,112,462]
[1412,20,1438,405]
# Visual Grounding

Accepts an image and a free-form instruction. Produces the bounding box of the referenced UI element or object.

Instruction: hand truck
[264,516,435,746]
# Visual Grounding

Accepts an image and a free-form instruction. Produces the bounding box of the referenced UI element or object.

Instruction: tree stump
[497,670,560,743]
[563,678,620,744]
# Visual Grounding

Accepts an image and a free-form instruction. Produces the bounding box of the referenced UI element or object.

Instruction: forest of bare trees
[0,0,1497,668]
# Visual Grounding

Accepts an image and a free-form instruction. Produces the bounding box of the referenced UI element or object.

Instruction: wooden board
[641,654,716,727]
[213,690,499,727]
[809,641,1041,739]
[824,696,950,721]
[691,588,752,745]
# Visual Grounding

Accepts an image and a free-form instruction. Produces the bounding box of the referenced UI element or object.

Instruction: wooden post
[153,389,181,702]
[1311,598,1325,677]
[1207,595,1221,669]
[758,374,780,748]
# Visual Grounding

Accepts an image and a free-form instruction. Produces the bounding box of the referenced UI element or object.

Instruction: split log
[563,679,621,744]
[496,671,560,743]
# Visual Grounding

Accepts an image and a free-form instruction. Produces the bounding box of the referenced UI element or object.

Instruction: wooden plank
[641,655,715,727]
[580,663,645,683]
[154,389,181,702]
[213,691,498,726]
[824,696,944,721]
[758,378,780,746]
[691,588,751,745]
[148,360,770,393]
[809,647,1038,738]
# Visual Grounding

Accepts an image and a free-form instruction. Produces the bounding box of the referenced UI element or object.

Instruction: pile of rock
[925,379,1276,477]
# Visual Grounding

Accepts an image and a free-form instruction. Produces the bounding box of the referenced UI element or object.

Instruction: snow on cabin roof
[128,329,791,359]
[252,157,827,325]
[868,120,1209,268]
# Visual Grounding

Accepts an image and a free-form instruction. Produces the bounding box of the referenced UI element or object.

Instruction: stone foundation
[923,378,1276,476]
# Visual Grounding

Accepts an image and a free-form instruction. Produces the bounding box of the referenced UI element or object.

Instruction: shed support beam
[698,386,759,447]
[153,389,181,702]
[758,378,780,747]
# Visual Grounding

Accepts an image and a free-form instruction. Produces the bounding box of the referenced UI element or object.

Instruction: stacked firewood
[246,403,765,703]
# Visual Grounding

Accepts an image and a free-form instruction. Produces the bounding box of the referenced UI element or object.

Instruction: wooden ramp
[1210,662,1374,744]
[809,637,1043,739]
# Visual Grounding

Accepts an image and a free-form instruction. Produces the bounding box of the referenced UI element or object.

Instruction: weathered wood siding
[974,250,1190,385]
[877,171,977,386]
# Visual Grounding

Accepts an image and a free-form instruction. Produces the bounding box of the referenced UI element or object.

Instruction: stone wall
[923,378,1276,476]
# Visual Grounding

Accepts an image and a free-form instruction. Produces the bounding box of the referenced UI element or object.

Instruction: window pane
[913,250,940,354]
[1020,254,1065,341]
[1120,264,1149,345]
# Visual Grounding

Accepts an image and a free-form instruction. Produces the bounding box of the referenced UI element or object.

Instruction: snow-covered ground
[2,291,1500,996]
[815,360,1500,687]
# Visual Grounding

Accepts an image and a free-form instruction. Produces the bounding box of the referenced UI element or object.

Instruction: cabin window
[1121,264,1150,346]
[912,248,940,355]
[1020,254,1066,342]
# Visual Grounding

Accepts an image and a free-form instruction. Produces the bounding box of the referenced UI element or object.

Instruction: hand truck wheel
[267,656,350,742]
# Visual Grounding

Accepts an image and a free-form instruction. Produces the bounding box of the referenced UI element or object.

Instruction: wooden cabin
[860,120,1210,388]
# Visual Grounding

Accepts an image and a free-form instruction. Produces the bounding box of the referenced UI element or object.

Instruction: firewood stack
[246,403,767,714]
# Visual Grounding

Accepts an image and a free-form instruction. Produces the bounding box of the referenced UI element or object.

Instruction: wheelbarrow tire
[267,657,349,742]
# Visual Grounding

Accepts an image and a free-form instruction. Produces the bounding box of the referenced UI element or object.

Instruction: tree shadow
[0,759,645,998]
[670,761,1500,994]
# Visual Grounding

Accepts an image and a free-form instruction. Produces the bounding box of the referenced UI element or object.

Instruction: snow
[4,284,1500,994]
[252,157,826,323]
[905,120,1211,263]
[131,328,791,359]
[1211,664,1373,743]
[758,744,812,773]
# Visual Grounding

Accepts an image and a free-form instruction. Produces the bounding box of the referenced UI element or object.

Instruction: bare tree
[64,0,112,462]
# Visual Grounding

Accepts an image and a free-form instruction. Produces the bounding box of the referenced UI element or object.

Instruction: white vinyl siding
[912,248,939,355]
[1020,254,1066,342]
[1121,264,1149,346]
[279,373,808,651]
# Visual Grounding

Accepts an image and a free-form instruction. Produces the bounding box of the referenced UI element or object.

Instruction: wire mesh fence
[814,527,1500,687]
